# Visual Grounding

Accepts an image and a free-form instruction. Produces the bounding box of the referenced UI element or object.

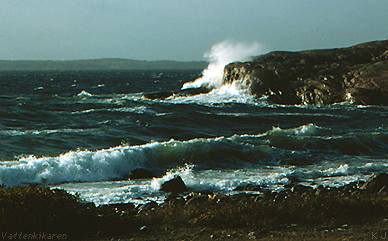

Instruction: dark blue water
[0,70,199,159]
[0,70,387,205]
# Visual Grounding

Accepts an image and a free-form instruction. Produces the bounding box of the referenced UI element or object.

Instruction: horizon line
[0,58,207,62]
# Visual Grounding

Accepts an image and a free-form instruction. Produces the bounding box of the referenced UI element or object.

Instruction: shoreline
[1,174,388,240]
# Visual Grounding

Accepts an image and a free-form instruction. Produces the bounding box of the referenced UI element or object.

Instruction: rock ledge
[223,39,388,105]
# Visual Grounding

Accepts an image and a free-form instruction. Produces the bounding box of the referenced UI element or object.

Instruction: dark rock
[143,90,174,99]
[101,203,136,216]
[102,203,136,211]
[129,168,157,180]
[361,173,388,193]
[345,61,388,105]
[233,184,266,192]
[223,39,388,105]
[290,184,314,193]
[184,193,211,207]
[160,176,188,193]
[174,87,211,97]
[137,201,158,214]
[143,87,210,100]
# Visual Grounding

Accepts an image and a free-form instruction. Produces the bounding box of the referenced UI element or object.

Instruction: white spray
[182,40,263,90]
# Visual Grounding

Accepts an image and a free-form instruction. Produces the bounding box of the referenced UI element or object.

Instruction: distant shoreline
[0,58,207,71]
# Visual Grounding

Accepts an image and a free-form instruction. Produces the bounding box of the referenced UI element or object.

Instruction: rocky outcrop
[160,176,188,193]
[143,86,210,100]
[361,173,388,193]
[233,184,267,192]
[223,40,388,105]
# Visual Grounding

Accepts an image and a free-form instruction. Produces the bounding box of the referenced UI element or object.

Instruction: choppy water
[0,70,387,205]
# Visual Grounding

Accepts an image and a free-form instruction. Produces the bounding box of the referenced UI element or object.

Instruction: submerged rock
[143,87,210,100]
[160,176,188,193]
[222,39,388,105]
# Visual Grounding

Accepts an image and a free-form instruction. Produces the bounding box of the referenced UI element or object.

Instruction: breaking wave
[0,124,387,186]
[77,90,94,97]
[182,40,263,90]
[0,134,270,186]
[176,41,266,105]
[167,82,257,105]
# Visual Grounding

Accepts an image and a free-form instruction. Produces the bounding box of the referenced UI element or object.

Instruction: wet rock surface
[223,39,388,105]
[143,86,210,100]
[160,176,188,193]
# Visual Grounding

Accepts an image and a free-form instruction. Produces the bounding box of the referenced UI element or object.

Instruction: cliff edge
[223,40,388,105]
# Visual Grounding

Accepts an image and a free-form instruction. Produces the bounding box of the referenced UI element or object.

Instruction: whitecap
[77,90,93,97]
[268,123,322,136]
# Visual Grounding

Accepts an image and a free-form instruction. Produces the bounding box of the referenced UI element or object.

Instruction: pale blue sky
[1,0,388,60]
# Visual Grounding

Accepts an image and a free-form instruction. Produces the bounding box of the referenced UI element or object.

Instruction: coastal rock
[233,184,266,192]
[143,87,210,100]
[160,176,188,193]
[223,39,388,105]
[129,168,157,180]
[184,193,214,207]
[290,184,314,193]
[345,61,388,105]
[361,173,388,193]
[137,201,159,215]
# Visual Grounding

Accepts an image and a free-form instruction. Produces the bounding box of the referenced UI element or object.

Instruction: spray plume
[182,40,263,90]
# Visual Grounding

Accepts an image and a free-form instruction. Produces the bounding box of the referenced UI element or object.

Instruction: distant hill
[0,58,207,71]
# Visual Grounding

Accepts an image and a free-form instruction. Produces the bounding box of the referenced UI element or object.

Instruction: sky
[1,0,388,61]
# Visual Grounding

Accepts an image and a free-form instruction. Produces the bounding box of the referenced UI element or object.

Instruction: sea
[0,69,387,205]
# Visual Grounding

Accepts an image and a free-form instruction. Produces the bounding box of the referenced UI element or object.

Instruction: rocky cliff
[223,40,388,105]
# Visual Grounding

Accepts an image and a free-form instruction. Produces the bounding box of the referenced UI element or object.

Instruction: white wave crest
[0,124,322,186]
[269,123,321,136]
[167,82,257,105]
[0,128,89,136]
[0,136,258,186]
[151,164,291,192]
[77,90,93,97]
[151,164,195,191]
